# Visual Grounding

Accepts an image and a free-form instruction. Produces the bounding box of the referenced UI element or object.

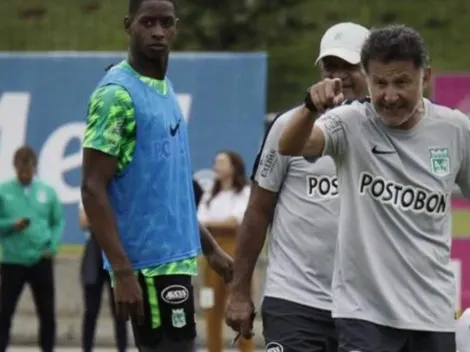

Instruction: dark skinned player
[81,1,233,351]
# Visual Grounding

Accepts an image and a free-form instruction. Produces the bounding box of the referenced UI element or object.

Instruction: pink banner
[452,239,470,310]
[433,74,470,114]
[435,75,470,309]
[452,197,470,209]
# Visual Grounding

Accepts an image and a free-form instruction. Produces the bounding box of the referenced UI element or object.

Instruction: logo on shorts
[429,148,450,177]
[171,308,186,328]
[161,285,189,305]
[265,342,284,352]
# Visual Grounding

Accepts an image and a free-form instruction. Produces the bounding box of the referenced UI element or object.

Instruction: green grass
[0,0,127,51]
[452,210,470,238]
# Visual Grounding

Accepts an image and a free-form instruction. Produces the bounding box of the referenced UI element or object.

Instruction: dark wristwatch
[304,90,318,113]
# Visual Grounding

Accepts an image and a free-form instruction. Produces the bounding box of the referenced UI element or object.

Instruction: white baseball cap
[315,22,370,66]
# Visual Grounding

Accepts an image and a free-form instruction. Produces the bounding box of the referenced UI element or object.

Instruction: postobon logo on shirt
[306,175,338,198]
[359,172,447,215]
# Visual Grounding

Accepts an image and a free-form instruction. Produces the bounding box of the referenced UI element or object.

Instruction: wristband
[304,90,318,113]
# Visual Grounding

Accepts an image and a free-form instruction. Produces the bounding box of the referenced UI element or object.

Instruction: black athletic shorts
[262,296,338,352]
[336,318,456,352]
[131,273,196,350]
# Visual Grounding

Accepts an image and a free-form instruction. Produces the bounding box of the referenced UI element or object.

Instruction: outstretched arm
[278,105,325,157]
[199,222,219,256]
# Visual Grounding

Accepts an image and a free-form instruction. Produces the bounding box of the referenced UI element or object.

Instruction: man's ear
[422,66,432,90]
[124,16,131,35]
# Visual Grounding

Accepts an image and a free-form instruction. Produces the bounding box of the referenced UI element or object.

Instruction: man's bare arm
[231,183,277,295]
[203,218,239,232]
[81,148,131,273]
[78,207,89,231]
[199,222,220,256]
[277,106,325,157]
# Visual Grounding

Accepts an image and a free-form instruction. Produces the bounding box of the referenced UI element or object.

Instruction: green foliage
[1,0,470,111]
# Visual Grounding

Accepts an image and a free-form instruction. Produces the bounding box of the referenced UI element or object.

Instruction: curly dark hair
[360,24,429,72]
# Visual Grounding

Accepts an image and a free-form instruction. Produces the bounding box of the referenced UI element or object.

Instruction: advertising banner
[0,52,267,244]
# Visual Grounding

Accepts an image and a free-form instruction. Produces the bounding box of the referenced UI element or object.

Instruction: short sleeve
[315,110,349,159]
[252,113,291,192]
[456,112,470,198]
[231,187,250,224]
[315,101,366,159]
[83,85,134,156]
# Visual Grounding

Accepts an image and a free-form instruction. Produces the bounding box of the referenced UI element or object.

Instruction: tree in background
[1,0,463,111]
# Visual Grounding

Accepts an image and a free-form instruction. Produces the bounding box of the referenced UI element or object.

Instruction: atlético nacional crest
[429,148,450,177]
[171,309,186,328]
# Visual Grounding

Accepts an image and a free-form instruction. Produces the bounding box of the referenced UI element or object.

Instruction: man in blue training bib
[80,0,233,351]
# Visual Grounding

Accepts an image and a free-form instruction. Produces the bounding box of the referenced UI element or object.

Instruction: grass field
[452,210,470,238]
[451,197,470,238]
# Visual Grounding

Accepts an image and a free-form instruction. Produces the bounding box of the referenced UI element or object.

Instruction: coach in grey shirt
[278,24,469,352]
[225,22,369,351]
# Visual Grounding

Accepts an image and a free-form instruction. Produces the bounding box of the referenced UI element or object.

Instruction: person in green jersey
[0,146,64,352]
[81,0,233,351]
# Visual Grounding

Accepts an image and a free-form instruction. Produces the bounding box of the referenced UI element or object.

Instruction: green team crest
[171,309,186,328]
[429,148,450,177]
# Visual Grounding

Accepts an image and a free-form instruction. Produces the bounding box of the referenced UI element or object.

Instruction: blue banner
[0,52,267,244]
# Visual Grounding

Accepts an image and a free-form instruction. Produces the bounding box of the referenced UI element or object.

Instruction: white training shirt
[197,186,250,225]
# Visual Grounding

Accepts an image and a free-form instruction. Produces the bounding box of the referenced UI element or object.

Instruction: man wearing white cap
[316,22,369,100]
[225,22,369,351]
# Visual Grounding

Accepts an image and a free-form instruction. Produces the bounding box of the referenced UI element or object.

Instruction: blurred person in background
[0,145,64,352]
[198,151,251,352]
[78,203,128,352]
[225,23,369,351]
[80,0,233,351]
